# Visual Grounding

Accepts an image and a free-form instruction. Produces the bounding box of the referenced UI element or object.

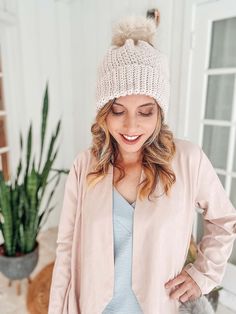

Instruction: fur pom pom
[179,296,215,314]
[111,15,157,47]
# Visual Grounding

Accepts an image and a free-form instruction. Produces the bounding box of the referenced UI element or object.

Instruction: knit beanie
[95,15,170,122]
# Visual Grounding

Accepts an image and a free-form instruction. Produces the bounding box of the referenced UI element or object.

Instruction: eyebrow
[113,102,156,108]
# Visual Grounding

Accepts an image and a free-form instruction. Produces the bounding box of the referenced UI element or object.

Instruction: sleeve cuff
[183,263,219,295]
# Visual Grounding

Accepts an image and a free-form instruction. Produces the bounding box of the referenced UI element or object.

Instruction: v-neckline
[113,186,136,207]
[109,162,145,211]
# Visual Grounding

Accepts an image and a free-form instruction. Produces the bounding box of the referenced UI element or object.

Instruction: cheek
[105,116,120,134]
[142,117,158,133]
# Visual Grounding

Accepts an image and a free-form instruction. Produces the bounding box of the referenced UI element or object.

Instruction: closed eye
[139,112,153,116]
[111,111,153,117]
[111,111,124,115]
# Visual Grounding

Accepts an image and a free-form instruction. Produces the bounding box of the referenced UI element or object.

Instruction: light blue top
[102,186,143,314]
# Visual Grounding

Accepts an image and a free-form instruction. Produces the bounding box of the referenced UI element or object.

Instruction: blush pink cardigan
[48,137,236,314]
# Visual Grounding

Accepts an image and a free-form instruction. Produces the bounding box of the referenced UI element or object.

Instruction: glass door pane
[205,74,234,120]
[230,178,236,208]
[218,174,226,187]
[233,134,236,172]
[202,125,230,169]
[209,17,236,68]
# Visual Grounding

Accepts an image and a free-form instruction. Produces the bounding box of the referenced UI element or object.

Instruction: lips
[120,133,142,144]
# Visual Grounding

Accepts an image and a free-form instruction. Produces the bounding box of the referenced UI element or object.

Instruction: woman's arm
[183,147,236,295]
[48,157,81,314]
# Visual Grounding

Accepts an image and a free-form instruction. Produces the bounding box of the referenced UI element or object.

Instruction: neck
[116,149,143,167]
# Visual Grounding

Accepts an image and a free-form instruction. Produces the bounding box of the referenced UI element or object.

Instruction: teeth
[122,134,140,140]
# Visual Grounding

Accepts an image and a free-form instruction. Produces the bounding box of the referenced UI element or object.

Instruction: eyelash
[111,111,153,117]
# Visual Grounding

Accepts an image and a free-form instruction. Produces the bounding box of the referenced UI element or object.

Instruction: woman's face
[105,94,159,157]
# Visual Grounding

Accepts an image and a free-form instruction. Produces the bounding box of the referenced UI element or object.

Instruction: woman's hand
[165,269,202,303]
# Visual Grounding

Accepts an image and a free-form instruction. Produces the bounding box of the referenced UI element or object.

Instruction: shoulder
[173,137,201,159]
[172,137,203,169]
[73,147,92,165]
[72,147,93,177]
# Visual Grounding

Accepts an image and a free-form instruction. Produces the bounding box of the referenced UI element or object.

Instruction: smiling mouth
[120,134,142,143]
[122,134,140,139]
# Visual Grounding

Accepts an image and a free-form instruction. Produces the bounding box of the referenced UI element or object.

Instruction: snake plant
[0,83,68,256]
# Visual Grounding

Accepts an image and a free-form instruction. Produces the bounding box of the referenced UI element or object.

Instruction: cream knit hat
[95,15,170,121]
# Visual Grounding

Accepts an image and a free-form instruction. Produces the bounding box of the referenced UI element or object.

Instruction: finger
[183,271,203,296]
[179,290,193,303]
[165,273,186,289]
[169,283,190,300]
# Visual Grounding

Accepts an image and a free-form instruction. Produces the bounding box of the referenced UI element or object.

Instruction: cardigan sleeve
[48,157,81,314]
[183,147,236,295]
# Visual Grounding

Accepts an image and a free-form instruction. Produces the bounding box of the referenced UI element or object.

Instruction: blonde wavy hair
[86,98,176,202]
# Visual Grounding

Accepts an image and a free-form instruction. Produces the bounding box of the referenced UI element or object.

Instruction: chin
[118,141,144,152]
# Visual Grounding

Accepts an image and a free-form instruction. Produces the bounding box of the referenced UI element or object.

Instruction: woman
[48,15,236,314]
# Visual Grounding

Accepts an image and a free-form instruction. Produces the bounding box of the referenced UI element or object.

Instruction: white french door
[186,0,236,309]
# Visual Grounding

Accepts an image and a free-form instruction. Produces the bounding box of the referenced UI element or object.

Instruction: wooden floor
[0,227,235,313]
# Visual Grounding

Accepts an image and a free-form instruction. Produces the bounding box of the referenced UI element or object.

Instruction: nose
[123,113,139,131]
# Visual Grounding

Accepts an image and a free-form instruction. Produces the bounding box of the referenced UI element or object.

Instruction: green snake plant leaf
[25,122,32,177]
[46,168,69,185]
[23,122,33,210]
[38,83,48,172]
[24,159,40,252]
[0,171,13,256]
[15,131,24,187]
[38,121,61,201]
[36,171,61,234]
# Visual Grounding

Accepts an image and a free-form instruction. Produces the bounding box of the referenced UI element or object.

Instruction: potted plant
[184,234,223,312]
[0,83,68,294]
